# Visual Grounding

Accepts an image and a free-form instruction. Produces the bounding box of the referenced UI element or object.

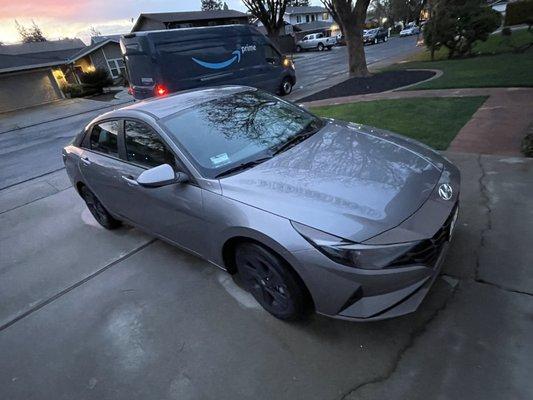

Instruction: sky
[0,0,322,45]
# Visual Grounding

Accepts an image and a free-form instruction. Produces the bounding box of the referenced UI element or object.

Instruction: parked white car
[400,26,420,37]
[296,33,337,52]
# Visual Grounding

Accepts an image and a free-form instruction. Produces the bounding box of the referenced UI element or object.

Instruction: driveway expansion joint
[0,239,157,333]
[338,279,460,400]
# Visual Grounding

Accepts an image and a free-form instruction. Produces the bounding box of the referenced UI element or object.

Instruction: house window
[311,14,316,22]
[306,15,310,23]
[296,15,302,23]
[107,58,126,79]
[323,12,329,20]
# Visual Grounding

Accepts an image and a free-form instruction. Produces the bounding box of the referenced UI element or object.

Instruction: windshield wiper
[215,156,272,179]
[272,122,321,156]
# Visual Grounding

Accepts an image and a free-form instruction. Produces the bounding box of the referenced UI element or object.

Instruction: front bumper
[289,161,460,321]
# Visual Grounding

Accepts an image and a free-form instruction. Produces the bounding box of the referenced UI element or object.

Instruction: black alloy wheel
[80,186,122,230]
[235,242,308,320]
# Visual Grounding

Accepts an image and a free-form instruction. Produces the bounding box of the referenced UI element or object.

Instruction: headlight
[291,221,419,270]
[282,57,294,70]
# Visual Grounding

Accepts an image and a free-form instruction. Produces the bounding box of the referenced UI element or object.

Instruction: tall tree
[201,0,223,11]
[223,2,229,10]
[89,26,102,37]
[287,0,310,6]
[243,0,289,45]
[322,0,345,37]
[332,0,372,76]
[15,20,47,43]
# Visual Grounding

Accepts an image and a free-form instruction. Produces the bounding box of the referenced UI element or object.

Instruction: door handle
[121,175,139,186]
[80,156,91,166]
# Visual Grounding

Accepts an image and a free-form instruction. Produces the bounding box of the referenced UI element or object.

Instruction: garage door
[0,69,63,113]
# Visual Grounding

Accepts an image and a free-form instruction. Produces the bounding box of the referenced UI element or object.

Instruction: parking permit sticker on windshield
[210,153,230,166]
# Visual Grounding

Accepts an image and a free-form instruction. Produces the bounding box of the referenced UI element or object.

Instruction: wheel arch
[221,234,315,310]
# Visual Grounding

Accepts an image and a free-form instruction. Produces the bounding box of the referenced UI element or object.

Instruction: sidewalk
[303,87,533,156]
[0,93,132,135]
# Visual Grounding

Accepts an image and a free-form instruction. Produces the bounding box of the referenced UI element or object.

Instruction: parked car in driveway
[400,25,420,36]
[296,33,336,52]
[120,25,296,100]
[63,86,460,322]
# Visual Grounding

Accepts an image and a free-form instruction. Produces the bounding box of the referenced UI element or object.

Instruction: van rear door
[121,37,158,99]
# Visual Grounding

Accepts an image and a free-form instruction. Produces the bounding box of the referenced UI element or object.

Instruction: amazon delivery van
[120,25,296,100]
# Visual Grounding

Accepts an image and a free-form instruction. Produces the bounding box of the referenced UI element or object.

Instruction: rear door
[78,119,129,216]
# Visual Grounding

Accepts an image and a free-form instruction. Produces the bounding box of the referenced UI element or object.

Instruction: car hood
[219,120,444,242]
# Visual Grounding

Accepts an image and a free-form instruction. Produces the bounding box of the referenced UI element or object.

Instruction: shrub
[79,68,112,93]
[61,83,84,98]
[522,126,533,157]
[505,0,533,30]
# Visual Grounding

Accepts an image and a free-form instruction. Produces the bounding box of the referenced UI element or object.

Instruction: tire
[384,36,388,42]
[295,45,301,53]
[317,43,324,51]
[374,38,378,45]
[80,185,121,230]
[327,46,333,51]
[279,77,293,96]
[235,242,308,320]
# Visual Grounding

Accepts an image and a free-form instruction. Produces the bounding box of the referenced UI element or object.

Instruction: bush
[522,126,533,157]
[61,83,84,98]
[79,68,112,93]
[505,0,533,29]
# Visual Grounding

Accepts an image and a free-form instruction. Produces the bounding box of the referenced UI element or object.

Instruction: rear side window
[124,120,174,168]
[90,121,119,156]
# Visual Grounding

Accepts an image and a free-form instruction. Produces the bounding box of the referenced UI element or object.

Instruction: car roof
[101,85,253,120]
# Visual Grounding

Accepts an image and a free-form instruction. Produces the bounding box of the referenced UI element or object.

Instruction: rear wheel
[235,242,308,320]
[317,43,324,51]
[80,186,121,230]
[384,36,388,42]
[295,45,302,53]
[279,77,293,96]
[374,38,378,45]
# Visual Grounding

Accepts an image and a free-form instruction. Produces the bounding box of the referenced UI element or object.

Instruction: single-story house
[131,10,250,32]
[0,37,126,113]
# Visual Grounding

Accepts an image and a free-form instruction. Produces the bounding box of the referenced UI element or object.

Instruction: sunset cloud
[0,0,248,44]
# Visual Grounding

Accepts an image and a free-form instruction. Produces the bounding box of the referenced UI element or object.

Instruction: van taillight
[155,84,168,96]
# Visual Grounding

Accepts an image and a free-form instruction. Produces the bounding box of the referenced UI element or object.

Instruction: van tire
[279,78,293,96]
[317,43,324,51]
[295,45,302,53]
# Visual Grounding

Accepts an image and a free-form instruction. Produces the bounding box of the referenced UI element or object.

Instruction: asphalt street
[0,36,419,190]
[0,153,531,399]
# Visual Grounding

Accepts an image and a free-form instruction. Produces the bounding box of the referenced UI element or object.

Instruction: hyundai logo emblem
[438,183,453,201]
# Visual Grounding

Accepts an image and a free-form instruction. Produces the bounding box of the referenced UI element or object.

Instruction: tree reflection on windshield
[162,90,320,178]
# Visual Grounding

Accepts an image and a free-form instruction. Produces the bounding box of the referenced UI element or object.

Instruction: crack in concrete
[474,154,492,281]
[475,278,533,297]
[339,280,460,400]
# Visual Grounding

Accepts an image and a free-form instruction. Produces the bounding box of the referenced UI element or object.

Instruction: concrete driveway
[1,152,531,400]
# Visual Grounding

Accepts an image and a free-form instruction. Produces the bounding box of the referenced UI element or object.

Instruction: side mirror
[136,164,188,188]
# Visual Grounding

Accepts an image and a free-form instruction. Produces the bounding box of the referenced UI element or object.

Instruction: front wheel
[374,38,378,45]
[384,36,388,42]
[317,43,324,51]
[279,77,293,96]
[235,242,308,320]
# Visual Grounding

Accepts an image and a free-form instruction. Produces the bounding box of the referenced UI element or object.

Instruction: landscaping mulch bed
[89,90,121,102]
[298,70,436,102]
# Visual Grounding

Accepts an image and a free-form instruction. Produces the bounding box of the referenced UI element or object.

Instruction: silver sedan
[63,86,460,321]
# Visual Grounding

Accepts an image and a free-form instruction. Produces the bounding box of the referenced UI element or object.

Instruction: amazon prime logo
[192,44,257,70]
[438,183,453,201]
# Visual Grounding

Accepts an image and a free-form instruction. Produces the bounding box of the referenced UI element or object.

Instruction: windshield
[161,90,323,179]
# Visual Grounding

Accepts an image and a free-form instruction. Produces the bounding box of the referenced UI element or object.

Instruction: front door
[116,119,207,255]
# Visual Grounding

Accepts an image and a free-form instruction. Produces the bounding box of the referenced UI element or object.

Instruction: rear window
[90,121,119,157]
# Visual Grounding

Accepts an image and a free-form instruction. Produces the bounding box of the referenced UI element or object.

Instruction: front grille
[387,203,458,268]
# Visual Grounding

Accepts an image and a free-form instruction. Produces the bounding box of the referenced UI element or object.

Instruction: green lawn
[410,28,533,61]
[392,29,533,89]
[311,97,487,150]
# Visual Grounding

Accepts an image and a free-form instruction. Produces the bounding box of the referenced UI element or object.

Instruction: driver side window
[124,120,175,168]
